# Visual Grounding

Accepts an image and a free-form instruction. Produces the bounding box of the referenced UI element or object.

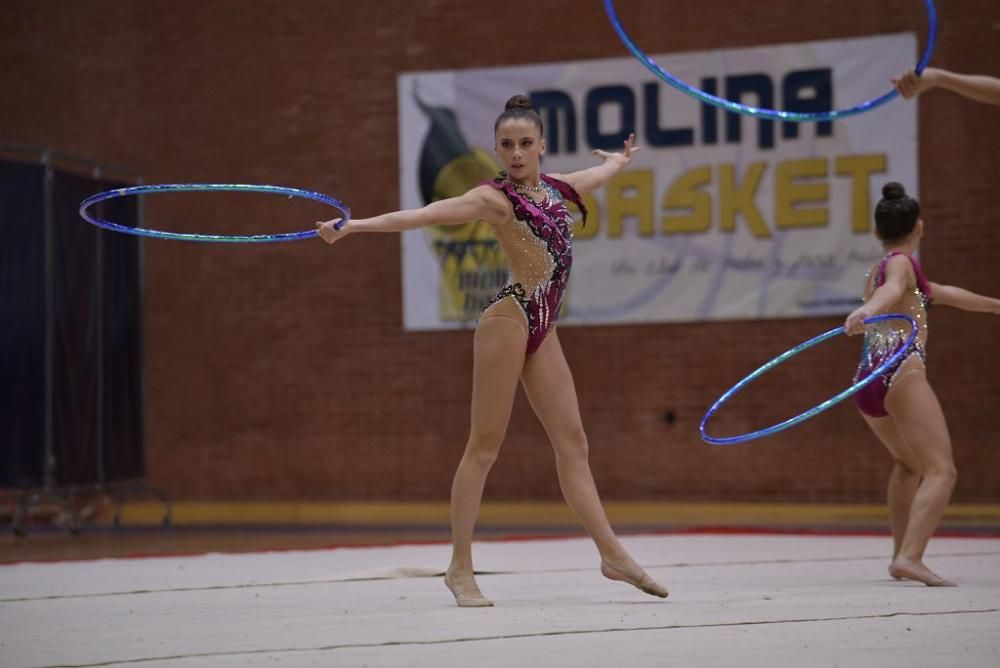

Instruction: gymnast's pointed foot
[445,568,494,607]
[601,559,668,598]
[889,556,957,587]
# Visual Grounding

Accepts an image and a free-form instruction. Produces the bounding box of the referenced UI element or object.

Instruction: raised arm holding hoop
[892,67,1000,106]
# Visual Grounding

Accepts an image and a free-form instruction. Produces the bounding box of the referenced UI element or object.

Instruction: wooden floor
[0,526,462,563]
[3,500,999,564]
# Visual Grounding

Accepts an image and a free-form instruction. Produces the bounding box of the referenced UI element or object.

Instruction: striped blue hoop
[79,183,350,243]
[604,0,937,122]
[700,314,918,445]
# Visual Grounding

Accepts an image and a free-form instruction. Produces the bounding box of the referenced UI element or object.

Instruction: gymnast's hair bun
[505,95,533,111]
[882,182,907,200]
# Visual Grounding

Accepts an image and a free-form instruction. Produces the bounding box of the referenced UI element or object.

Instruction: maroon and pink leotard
[482,174,587,355]
[853,251,933,418]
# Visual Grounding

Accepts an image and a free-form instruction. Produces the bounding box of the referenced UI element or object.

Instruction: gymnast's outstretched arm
[928,283,1000,314]
[894,67,1000,106]
[550,133,639,195]
[315,185,508,245]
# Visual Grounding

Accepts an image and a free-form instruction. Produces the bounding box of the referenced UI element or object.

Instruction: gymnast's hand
[592,133,640,168]
[315,219,349,245]
[893,67,939,99]
[844,306,872,336]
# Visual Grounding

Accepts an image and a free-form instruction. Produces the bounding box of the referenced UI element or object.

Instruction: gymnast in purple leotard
[316,95,668,607]
[852,249,932,418]
[482,173,585,354]
[844,182,1000,588]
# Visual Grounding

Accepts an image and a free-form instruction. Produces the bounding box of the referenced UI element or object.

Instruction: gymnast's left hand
[844,306,871,336]
[592,133,640,167]
[315,219,350,245]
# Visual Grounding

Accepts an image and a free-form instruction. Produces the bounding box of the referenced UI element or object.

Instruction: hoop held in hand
[699,314,918,445]
[79,183,350,243]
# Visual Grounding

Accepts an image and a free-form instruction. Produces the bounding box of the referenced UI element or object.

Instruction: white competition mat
[2,534,998,667]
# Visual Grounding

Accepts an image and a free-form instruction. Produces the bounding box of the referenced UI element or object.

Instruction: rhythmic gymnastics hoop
[603,0,937,122]
[699,314,917,445]
[79,183,350,243]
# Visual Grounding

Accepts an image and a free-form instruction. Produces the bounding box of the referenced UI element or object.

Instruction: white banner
[398,33,917,330]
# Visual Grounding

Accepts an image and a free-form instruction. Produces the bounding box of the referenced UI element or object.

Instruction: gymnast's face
[495,118,546,181]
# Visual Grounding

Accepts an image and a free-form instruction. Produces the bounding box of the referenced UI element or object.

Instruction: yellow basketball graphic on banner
[427,148,505,320]
[416,96,507,322]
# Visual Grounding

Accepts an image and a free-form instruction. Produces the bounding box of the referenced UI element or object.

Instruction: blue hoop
[604,0,937,122]
[699,314,918,445]
[79,183,350,243]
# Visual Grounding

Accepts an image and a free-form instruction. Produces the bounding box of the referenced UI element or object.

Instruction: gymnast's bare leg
[445,301,527,607]
[860,412,919,575]
[521,329,667,598]
[883,364,958,586]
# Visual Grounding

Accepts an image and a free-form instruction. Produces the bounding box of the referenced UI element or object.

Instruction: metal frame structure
[0,143,171,535]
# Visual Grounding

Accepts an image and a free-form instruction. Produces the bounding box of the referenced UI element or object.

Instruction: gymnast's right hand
[315,219,349,245]
[844,306,872,336]
[892,67,939,99]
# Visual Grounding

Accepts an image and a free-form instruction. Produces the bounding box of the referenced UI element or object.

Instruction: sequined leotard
[483,174,587,355]
[853,251,933,418]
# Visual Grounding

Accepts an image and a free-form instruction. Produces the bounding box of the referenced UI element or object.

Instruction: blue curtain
[98,183,143,482]
[0,160,144,488]
[0,162,47,487]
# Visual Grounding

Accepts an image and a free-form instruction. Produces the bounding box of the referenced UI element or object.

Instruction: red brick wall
[3,0,998,502]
